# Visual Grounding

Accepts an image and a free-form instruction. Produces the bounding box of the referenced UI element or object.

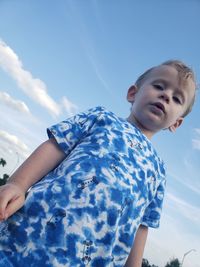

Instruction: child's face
[127,65,195,139]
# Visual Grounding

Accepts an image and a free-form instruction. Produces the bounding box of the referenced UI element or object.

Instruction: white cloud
[0,39,60,116]
[0,91,30,114]
[0,40,77,117]
[0,130,30,159]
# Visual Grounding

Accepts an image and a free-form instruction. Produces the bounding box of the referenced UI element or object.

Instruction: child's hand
[0,183,25,221]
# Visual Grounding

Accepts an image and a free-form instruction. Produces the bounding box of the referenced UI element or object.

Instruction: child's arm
[0,138,66,220]
[124,225,148,267]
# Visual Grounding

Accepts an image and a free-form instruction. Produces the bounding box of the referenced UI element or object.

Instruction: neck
[126,114,155,139]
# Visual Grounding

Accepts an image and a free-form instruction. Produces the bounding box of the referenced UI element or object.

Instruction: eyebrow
[152,79,170,87]
[152,79,186,103]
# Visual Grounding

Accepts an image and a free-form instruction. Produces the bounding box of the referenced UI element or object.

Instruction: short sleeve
[47,106,104,156]
[141,176,166,228]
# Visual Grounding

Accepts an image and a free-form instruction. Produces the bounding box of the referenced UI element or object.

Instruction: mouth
[151,102,165,113]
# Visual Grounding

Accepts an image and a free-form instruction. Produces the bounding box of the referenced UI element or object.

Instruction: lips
[151,102,166,113]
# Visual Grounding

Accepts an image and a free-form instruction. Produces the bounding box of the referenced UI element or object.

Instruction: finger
[4,195,25,219]
[0,190,14,218]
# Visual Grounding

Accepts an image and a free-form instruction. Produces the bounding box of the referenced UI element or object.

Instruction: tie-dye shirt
[0,106,166,267]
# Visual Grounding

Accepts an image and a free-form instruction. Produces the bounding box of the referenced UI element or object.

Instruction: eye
[153,84,164,90]
[173,96,182,104]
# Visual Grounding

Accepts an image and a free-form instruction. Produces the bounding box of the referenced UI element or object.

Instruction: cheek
[141,90,155,102]
[176,106,186,118]
[167,109,183,125]
[136,91,150,104]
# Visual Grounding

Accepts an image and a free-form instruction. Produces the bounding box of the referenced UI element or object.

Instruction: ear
[168,117,184,132]
[127,85,138,104]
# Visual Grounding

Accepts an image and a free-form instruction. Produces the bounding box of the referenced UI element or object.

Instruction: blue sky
[0,1,199,266]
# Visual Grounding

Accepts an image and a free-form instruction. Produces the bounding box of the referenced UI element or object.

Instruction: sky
[0,1,199,266]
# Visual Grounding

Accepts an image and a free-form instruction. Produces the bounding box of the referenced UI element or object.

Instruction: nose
[159,91,170,103]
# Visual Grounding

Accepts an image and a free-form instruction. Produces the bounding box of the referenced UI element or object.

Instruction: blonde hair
[135,60,196,117]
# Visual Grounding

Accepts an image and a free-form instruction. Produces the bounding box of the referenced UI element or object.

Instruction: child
[0,60,196,267]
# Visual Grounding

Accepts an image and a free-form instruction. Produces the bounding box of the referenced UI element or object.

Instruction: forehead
[146,65,194,87]
[146,65,195,102]
[147,65,180,83]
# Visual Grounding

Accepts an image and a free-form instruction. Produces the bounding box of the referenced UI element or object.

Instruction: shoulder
[83,106,119,123]
[80,106,108,119]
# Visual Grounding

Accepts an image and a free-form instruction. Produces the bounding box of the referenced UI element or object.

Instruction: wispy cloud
[146,212,200,267]
[66,3,114,98]
[0,91,30,114]
[0,130,30,159]
[192,139,200,150]
[61,96,78,117]
[192,128,200,150]
[87,53,114,96]
[166,192,200,225]
[0,40,78,117]
[168,170,200,195]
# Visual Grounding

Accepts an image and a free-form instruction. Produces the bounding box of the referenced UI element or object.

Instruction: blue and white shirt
[0,106,166,267]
